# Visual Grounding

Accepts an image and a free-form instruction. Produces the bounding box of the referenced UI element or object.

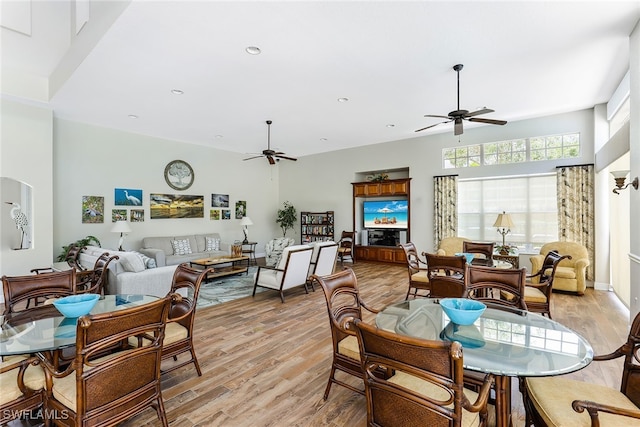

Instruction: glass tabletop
[0,294,159,356]
[376,298,593,377]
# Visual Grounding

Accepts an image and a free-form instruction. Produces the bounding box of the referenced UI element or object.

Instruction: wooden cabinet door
[353,184,367,197]
[365,183,381,196]
[379,182,395,196]
[392,181,409,195]
[355,246,371,261]
[377,248,396,262]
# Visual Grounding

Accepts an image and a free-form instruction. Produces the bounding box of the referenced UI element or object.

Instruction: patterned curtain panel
[557,165,595,280]
[434,175,458,250]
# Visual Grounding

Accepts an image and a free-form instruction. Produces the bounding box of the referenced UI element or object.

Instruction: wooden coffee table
[189,255,250,281]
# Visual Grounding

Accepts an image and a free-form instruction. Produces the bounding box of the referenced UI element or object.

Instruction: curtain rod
[556,163,594,169]
[433,174,459,178]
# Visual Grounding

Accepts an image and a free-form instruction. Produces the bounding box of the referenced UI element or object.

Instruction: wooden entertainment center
[352,177,411,264]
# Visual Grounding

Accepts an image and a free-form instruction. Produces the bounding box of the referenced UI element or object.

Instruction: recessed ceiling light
[128,115,138,119]
[171,89,184,95]
[386,124,395,128]
[337,97,349,102]
[246,46,261,55]
[320,138,328,141]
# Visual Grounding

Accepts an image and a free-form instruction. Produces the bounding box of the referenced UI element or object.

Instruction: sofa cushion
[118,252,146,273]
[131,251,156,269]
[171,239,193,255]
[205,236,220,251]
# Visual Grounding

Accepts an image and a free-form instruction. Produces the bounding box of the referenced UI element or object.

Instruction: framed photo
[221,209,231,220]
[235,201,246,219]
[112,209,127,222]
[150,193,204,219]
[211,193,229,208]
[164,160,194,191]
[210,209,220,220]
[115,188,142,206]
[130,209,144,222]
[82,196,104,224]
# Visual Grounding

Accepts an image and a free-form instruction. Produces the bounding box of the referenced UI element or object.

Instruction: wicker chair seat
[389,371,484,427]
[337,335,360,361]
[0,356,45,404]
[525,376,640,427]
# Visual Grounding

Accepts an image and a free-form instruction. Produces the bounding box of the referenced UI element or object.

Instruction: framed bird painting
[82,196,104,224]
[115,188,143,206]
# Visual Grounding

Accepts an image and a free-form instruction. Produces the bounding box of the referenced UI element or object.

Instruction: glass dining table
[0,294,159,356]
[376,298,593,427]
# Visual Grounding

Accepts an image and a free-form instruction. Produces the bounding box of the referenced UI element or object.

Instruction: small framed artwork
[82,196,104,224]
[115,188,143,206]
[130,209,144,222]
[221,209,231,220]
[210,209,220,220]
[112,209,127,222]
[211,193,229,208]
[235,201,246,219]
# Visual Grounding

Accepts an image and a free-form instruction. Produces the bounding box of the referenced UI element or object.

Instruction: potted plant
[276,201,297,237]
[57,235,101,261]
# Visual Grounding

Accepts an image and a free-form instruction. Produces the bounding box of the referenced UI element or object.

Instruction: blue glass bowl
[52,294,100,318]
[454,252,475,264]
[440,298,486,325]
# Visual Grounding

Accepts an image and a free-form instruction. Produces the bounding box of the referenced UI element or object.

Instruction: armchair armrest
[463,374,495,414]
[435,249,446,256]
[574,257,590,270]
[572,400,640,424]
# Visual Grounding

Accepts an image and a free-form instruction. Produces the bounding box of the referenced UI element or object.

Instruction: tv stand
[351,177,411,264]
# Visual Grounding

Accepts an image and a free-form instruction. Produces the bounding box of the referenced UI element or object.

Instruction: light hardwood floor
[7,261,630,426]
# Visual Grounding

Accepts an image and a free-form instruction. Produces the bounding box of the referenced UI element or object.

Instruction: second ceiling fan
[243,120,297,165]
[415,64,507,136]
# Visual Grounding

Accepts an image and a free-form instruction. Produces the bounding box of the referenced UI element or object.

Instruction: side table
[242,242,257,266]
[493,252,519,268]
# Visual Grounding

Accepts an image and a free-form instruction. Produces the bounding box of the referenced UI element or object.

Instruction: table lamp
[493,211,514,251]
[241,216,253,244]
[111,220,132,251]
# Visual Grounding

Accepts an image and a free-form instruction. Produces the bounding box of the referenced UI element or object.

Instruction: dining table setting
[375,297,594,427]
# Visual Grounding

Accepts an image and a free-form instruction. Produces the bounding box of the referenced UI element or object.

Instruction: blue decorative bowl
[454,252,475,264]
[440,298,486,325]
[53,294,100,318]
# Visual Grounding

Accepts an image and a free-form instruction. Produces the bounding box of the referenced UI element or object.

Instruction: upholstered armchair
[530,241,590,295]
[435,236,471,256]
[264,237,295,267]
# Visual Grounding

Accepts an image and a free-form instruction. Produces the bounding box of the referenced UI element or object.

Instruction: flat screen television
[363,200,408,229]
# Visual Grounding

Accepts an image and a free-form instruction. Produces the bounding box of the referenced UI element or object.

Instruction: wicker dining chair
[465,264,528,310]
[523,250,571,318]
[353,318,494,427]
[399,242,430,299]
[312,268,382,399]
[1,269,76,316]
[424,253,467,299]
[0,356,45,425]
[38,295,175,427]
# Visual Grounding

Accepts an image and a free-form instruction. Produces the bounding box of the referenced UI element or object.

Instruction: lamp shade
[240,216,253,226]
[493,212,514,228]
[611,170,630,179]
[110,221,132,234]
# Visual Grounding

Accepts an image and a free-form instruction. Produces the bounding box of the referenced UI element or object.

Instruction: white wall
[628,20,640,320]
[0,98,54,281]
[53,119,281,260]
[280,109,595,259]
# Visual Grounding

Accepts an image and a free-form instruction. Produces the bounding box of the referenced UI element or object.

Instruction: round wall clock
[164,160,194,191]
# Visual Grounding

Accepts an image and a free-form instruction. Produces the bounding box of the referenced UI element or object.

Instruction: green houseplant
[276,201,297,237]
[57,235,101,261]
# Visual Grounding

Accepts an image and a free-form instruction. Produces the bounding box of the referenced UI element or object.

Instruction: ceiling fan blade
[454,118,464,136]
[275,155,297,161]
[267,155,275,165]
[424,114,451,119]
[468,117,508,125]
[243,155,263,161]
[415,120,452,133]
[465,108,494,117]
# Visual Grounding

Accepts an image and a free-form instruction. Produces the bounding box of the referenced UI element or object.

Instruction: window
[442,132,580,169]
[458,174,558,247]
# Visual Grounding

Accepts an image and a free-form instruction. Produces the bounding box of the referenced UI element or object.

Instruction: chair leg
[190,348,202,376]
[153,398,169,427]
[323,366,337,400]
[279,291,285,303]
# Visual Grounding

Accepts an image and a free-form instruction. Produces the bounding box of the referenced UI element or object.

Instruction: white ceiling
[3,1,640,158]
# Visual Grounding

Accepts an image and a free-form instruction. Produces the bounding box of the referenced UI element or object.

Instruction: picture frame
[82,196,104,224]
[112,209,127,222]
[130,209,144,222]
[164,160,194,191]
[211,193,229,207]
[115,188,143,206]
[235,201,246,219]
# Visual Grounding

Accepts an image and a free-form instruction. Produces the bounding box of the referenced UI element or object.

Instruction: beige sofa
[530,241,590,295]
[78,246,178,298]
[139,233,230,267]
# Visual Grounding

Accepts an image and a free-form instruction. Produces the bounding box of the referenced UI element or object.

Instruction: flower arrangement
[371,173,389,182]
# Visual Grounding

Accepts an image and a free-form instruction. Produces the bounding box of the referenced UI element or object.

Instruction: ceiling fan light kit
[415,63,508,136]
[242,120,298,165]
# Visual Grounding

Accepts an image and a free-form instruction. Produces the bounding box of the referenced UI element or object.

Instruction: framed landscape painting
[150,193,204,219]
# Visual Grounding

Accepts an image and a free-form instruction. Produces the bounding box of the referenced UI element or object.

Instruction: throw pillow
[119,252,146,273]
[171,239,192,255]
[131,251,157,269]
[205,237,220,252]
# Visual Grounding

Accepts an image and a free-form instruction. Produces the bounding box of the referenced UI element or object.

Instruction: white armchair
[253,245,313,303]
[307,241,339,289]
[264,237,295,267]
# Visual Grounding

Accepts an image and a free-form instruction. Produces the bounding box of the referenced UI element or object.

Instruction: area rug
[193,267,262,308]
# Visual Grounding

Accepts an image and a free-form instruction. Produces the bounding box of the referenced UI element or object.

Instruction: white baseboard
[593,281,611,291]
